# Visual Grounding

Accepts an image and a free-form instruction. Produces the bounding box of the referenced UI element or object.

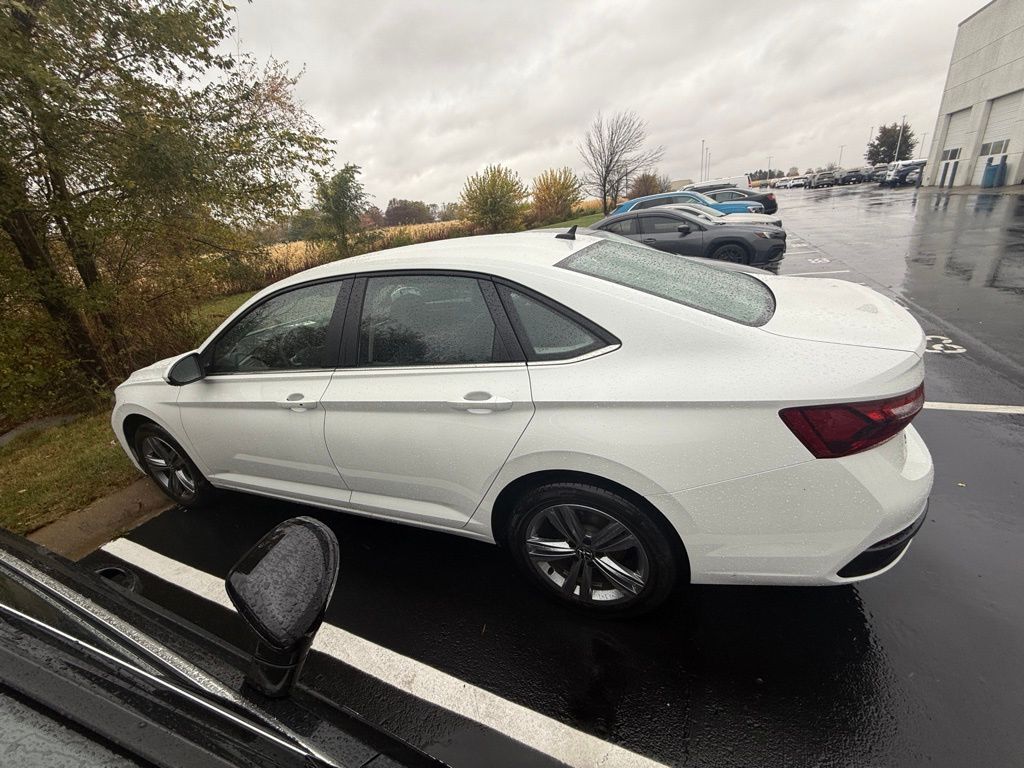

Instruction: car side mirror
[226,517,340,698]
[166,352,204,386]
[677,224,691,235]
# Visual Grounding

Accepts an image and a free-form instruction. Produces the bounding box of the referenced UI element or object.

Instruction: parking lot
[85,185,1024,768]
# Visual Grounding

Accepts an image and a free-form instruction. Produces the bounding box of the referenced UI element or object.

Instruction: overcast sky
[230,0,979,205]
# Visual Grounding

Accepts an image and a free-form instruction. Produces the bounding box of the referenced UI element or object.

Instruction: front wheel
[507,483,682,617]
[711,243,750,264]
[133,424,214,508]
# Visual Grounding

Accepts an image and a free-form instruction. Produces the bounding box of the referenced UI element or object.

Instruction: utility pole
[894,114,907,163]
[838,145,845,168]
[700,138,705,182]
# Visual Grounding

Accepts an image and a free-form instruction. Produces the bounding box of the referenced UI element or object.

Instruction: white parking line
[786,270,853,276]
[924,402,1024,415]
[102,538,668,768]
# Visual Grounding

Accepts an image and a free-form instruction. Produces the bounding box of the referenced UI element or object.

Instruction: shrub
[460,165,529,233]
[532,167,583,225]
[627,171,672,199]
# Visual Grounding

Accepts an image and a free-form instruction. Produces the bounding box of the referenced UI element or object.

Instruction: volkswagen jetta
[112,230,933,616]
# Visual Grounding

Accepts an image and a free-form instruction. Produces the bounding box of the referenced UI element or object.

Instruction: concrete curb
[28,477,172,561]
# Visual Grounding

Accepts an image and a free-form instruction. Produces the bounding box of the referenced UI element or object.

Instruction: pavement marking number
[925,335,966,354]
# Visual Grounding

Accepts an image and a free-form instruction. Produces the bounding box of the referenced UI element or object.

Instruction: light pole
[706,149,712,181]
[838,145,845,168]
[894,114,907,163]
[768,155,773,185]
[700,138,705,182]
[919,132,928,159]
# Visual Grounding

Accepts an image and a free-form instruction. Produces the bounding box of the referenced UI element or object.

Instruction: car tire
[506,482,682,617]
[711,243,750,264]
[133,423,215,508]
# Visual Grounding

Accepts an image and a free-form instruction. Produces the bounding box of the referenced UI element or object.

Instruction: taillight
[779,384,924,459]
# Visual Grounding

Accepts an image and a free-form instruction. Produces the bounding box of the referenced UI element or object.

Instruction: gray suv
[593,208,786,266]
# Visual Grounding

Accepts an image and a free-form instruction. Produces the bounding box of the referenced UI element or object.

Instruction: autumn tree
[578,111,664,214]
[315,165,369,256]
[0,0,330,390]
[385,198,433,226]
[865,122,917,165]
[531,167,583,225]
[627,171,672,199]
[460,165,528,233]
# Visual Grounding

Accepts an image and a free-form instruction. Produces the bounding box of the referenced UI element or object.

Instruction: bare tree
[578,111,665,214]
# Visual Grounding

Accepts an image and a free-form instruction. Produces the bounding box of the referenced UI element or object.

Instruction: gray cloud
[231,0,978,203]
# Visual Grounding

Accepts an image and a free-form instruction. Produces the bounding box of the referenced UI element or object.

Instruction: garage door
[938,108,972,186]
[972,90,1022,184]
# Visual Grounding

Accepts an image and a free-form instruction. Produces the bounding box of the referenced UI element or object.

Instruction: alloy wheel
[140,435,197,501]
[524,504,650,605]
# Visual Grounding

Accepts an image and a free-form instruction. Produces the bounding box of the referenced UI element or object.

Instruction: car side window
[358,275,501,366]
[640,215,686,234]
[633,199,663,210]
[499,287,605,361]
[208,281,342,373]
[604,217,638,236]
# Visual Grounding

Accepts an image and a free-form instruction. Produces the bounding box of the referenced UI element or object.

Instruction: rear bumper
[836,504,927,578]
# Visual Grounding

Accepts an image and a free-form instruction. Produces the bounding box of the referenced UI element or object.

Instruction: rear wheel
[711,243,750,264]
[507,483,682,617]
[133,424,214,508]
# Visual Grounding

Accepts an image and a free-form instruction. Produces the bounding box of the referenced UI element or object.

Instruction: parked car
[593,208,785,265]
[789,176,809,187]
[906,169,921,185]
[807,172,836,188]
[881,160,926,187]
[775,177,796,189]
[0,519,443,767]
[836,169,868,185]
[682,175,750,192]
[869,166,890,182]
[611,190,764,216]
[113,230,931,617]
[701,187,778,215]
[658,202,782,228]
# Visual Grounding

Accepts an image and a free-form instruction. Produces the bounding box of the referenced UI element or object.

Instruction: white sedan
[656,202,783,228]
[112,230,933,616]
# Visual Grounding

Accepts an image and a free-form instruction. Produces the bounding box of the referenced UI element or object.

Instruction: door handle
[278,394,318,411]
[642,237,657,244]
[446,393,514,414]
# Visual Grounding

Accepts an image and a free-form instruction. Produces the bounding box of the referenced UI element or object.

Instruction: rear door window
[558,239,775,326]
[603,217,639,236]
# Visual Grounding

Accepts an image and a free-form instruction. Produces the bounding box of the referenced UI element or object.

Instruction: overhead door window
[358,275,502,366]
[208,281,343,373]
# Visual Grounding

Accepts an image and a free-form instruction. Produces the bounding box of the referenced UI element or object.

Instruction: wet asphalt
[87,185,1024,767]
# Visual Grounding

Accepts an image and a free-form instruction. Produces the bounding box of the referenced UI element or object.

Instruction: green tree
[532,167,583,224]
[315,165,368,256]
[0,0,330,388]
[460,165,528,233]
[384,198,433,226]
[626,170,671,199]
[865,122,917,164]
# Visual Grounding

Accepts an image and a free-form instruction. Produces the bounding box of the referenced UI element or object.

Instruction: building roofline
[959,0,999,27]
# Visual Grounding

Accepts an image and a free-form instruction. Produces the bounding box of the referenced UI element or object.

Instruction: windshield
[560,239,776,326]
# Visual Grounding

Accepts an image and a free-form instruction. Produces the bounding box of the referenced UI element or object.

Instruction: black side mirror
[226,517,340,697]
[166,352,204,386]
[677,224,691,235]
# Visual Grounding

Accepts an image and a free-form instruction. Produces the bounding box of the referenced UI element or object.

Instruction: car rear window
[558,239,776,326]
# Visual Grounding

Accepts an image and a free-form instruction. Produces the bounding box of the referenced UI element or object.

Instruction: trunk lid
[759,276,925,354]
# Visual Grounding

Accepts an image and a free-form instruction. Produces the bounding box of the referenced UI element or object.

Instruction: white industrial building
[925,0,1024,188]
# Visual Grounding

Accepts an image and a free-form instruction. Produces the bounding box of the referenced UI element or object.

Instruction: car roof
[267,229,605,291]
